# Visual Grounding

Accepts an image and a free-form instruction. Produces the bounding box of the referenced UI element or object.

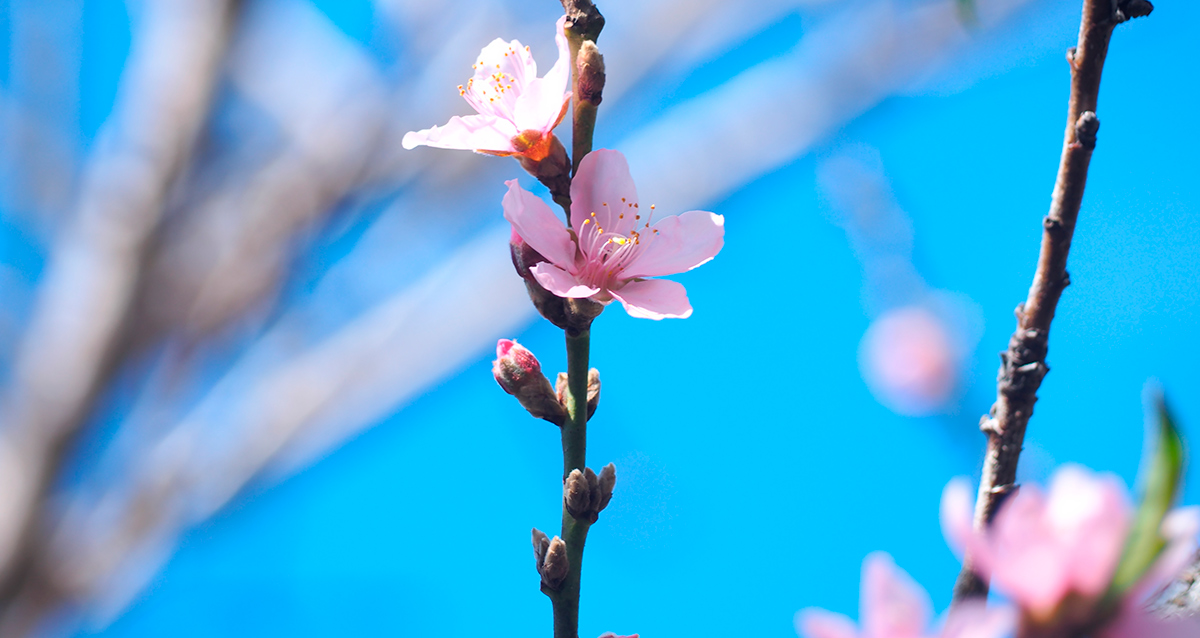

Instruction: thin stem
[551,329,591,638]
[952,0,1144,604]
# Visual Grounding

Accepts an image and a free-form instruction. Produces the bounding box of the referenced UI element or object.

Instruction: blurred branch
[952,0,1151,604]
[0,0,1043,632]
[0,0,242,633]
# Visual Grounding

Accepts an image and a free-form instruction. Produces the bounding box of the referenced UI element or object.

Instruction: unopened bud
[564,468,595,520]
[541,536,570,590]
[562,463,617,523]
[596,462,616,512]
[577,41,606,105]
[494,340,566,425]
[555,369,601,421]
[532,528,550,571]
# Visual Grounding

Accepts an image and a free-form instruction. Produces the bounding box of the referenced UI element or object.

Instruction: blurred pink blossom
[597,634,639,638]
[941,465,1200,621]
[796,553,1012,638]
[502,149,724,320]
[859,306,958,416]
[402,17,572,160]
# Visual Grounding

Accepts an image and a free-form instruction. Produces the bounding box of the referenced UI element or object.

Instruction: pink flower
[502,149,724,320]
[402,17,572,161]
[796,553,1012,638]
[941,465,1200,620]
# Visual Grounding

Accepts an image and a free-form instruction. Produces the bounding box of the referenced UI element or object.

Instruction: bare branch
[952,0,1148,603]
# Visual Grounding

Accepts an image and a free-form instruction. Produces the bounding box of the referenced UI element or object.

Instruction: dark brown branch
[952,0,1150,603]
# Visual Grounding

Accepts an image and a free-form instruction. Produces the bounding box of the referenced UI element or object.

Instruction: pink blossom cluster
[798,466,1200,638]
[404,20,723,321]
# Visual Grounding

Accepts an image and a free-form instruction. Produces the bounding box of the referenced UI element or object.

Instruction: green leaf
[1108,392,1186,597]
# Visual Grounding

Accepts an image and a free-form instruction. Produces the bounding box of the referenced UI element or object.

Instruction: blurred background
[0,0,1197,635]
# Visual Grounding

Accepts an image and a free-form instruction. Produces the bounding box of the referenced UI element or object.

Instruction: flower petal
[531,263,598,298]
[940,478,976,558]
[861,552,931,638]
[402,114,518,152]
[514,77,572,133]
[611,278,692,320]
[794,609,859,638]
[570,149,639,234]
[623,211,725,278]
[940,602,1015,638]
[502,180,576,268]
[513,17,572,133]
[1047,468,1131,597]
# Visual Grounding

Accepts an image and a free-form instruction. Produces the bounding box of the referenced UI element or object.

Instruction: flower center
[575,203,659,289]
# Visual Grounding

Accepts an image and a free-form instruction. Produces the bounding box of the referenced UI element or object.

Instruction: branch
[0,0,241,629]
[953,0,1150,603]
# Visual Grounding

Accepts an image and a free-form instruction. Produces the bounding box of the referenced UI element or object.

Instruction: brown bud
[586,368,601,419]
[541,536,570,590]
[555,369,601,421]
[577,41,606,105]
[564,468,593,520]
[532,528,551,572]
[596,462,616,513]
[562,463,617,523]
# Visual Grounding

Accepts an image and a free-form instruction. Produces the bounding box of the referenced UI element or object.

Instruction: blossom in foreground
[941,465,1200,634]
[797,553,1012,638]
[503,149,724,320]
[401,17,571,160]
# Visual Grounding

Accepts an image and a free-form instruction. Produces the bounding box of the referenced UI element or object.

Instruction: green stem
[551,328,591,638]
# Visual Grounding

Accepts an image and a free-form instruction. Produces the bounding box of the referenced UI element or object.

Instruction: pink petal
[610,278,692,320]
[794,609,860,638]
[402,114,518,153]
[940,478,976,559]
[531,262,598,298]
[940,602,1014,638]
[623,211,724,278]
[988,488,1072,614]
[861,552,931,638]
[1045,468,1130,597]
[570,149,639,234]
[513,16,572,133]
[502,180,576,268]
[514,77,572,133]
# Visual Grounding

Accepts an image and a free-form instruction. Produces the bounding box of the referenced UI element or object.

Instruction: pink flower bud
[493,339,566,425]
[493,339,541,395]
